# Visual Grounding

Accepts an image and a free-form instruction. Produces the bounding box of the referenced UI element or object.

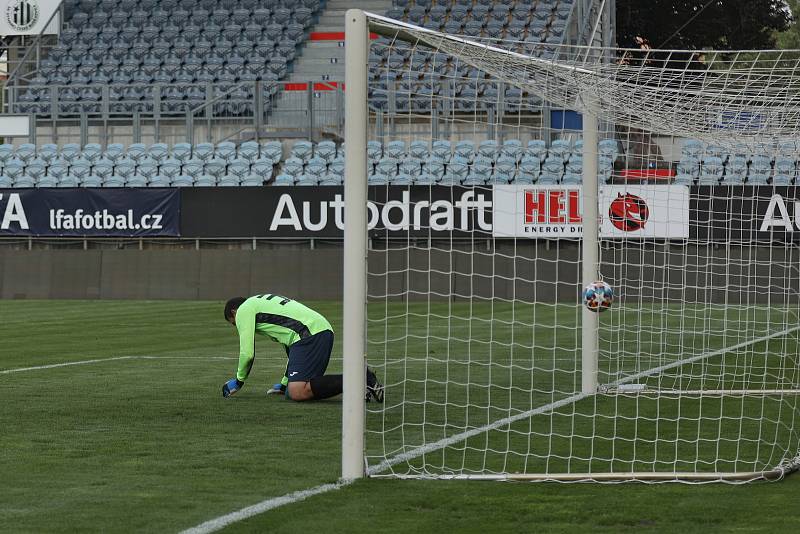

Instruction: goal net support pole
[582,94,599,394]
[341,8,368,481]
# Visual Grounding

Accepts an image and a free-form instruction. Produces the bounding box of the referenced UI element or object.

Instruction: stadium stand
[369,0,575,111]
[673,139,798,185]
[4,137,795,187]
[15,0,327,115]
[0,138,628,187]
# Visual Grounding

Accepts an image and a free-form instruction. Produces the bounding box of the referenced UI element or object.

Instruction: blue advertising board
[0,188,180,237]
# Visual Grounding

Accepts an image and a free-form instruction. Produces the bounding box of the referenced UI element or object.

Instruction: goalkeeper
[221,294,383,403]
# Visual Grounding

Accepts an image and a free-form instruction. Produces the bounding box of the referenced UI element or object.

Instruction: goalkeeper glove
[266,382,287,396]
[222,378,244,398]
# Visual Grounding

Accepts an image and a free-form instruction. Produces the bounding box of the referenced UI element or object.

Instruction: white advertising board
[492,184,690,239]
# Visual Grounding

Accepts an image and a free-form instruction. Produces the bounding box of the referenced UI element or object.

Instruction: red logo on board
[524,190,582,224]
[608,193,649,232]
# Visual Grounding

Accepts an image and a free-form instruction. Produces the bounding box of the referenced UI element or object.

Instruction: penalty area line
[0,355,237,374]
[179,481,349,534]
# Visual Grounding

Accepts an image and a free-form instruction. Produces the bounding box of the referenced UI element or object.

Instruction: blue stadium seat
[305,157,328,180]
[157,158,182,179]
[414,174,438,186]
[698,156,724,184]
[61,143,82,162]
[193,142,215,162]
[147,143,169,163]
[549,139,572,161]
[113,158,137,179]
[276,154,301,177]
[15,143,37,163]
[453,140,475,163]
[315,141,337,164]
[376,157,399,177]
[598,159,613,183]
[250,158,274,180]
[495,155,517,177]
[399,158,423,177]
[215,141,237,162]
[103,175,126,187]
[422,159,445,181]
[217,175,242,187]
[726,155,748,183]
[291,140,314,163]
[0,144,14,164]
[0,175,12,188]
[135,158,159,179]
[149,175,172,187]
[318,173,342,186]
[385,140,407,160]
[103,143,125,162]
[203,157,227,178]
[194,175,217,187]
[704,144,725,161]
[13,175,36,188]
[471,157,493,179]
[226,158,251,179]
[70,159,93,180]
[501,139,523,162]
[368,173,390,185]
[392,174,414,186]
[80,143,102,162]
[238,141,260,164]
[171,175,194,187]
[540,156,564,182]
[126,175,149,187]
[477,140,499,162]
[773,157,796,184]
[168,143,192,163]
[489,171,513,184]
[295,174,318,186]
[57,176,81,188]
[240,174,264,187]
[367,140,383,164]
[260,141,283,165]
[329,157,345,178]
[273,173,295,186]
[444,160,468,182]
[431,140,452,162]
[36,144,59,163]
[598,139,619,162]
[37,175,59,187]
[408,140,430,160]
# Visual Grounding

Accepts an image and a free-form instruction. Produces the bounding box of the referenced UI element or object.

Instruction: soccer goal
[342,9,800,482]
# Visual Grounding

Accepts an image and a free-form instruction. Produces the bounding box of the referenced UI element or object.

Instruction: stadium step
[268,0,393,129]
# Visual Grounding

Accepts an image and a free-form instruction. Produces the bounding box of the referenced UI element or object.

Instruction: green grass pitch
[2,300,800,533]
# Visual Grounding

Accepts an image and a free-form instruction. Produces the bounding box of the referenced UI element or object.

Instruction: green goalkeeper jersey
[235,294,333,381]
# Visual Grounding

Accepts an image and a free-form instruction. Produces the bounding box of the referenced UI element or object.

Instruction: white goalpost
[343,9,800,482]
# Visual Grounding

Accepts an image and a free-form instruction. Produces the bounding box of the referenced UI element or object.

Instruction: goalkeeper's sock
[309,374,343,400]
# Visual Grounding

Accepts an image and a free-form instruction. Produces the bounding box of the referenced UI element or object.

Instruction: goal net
[342,10,800,482]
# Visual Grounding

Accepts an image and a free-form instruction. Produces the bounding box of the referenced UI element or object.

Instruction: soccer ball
[583,281,613,312]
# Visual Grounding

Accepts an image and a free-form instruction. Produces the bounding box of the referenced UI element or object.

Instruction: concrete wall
[0,242,795,305]
[0,248,344,300]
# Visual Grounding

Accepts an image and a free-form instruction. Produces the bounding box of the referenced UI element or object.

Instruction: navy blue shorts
[286,330,334,382]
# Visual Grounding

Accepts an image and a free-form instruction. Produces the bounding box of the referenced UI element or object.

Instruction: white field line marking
[0,355,237,374]
[608,324,800,387]
[179,482,348,534]
[368,324,800,476]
